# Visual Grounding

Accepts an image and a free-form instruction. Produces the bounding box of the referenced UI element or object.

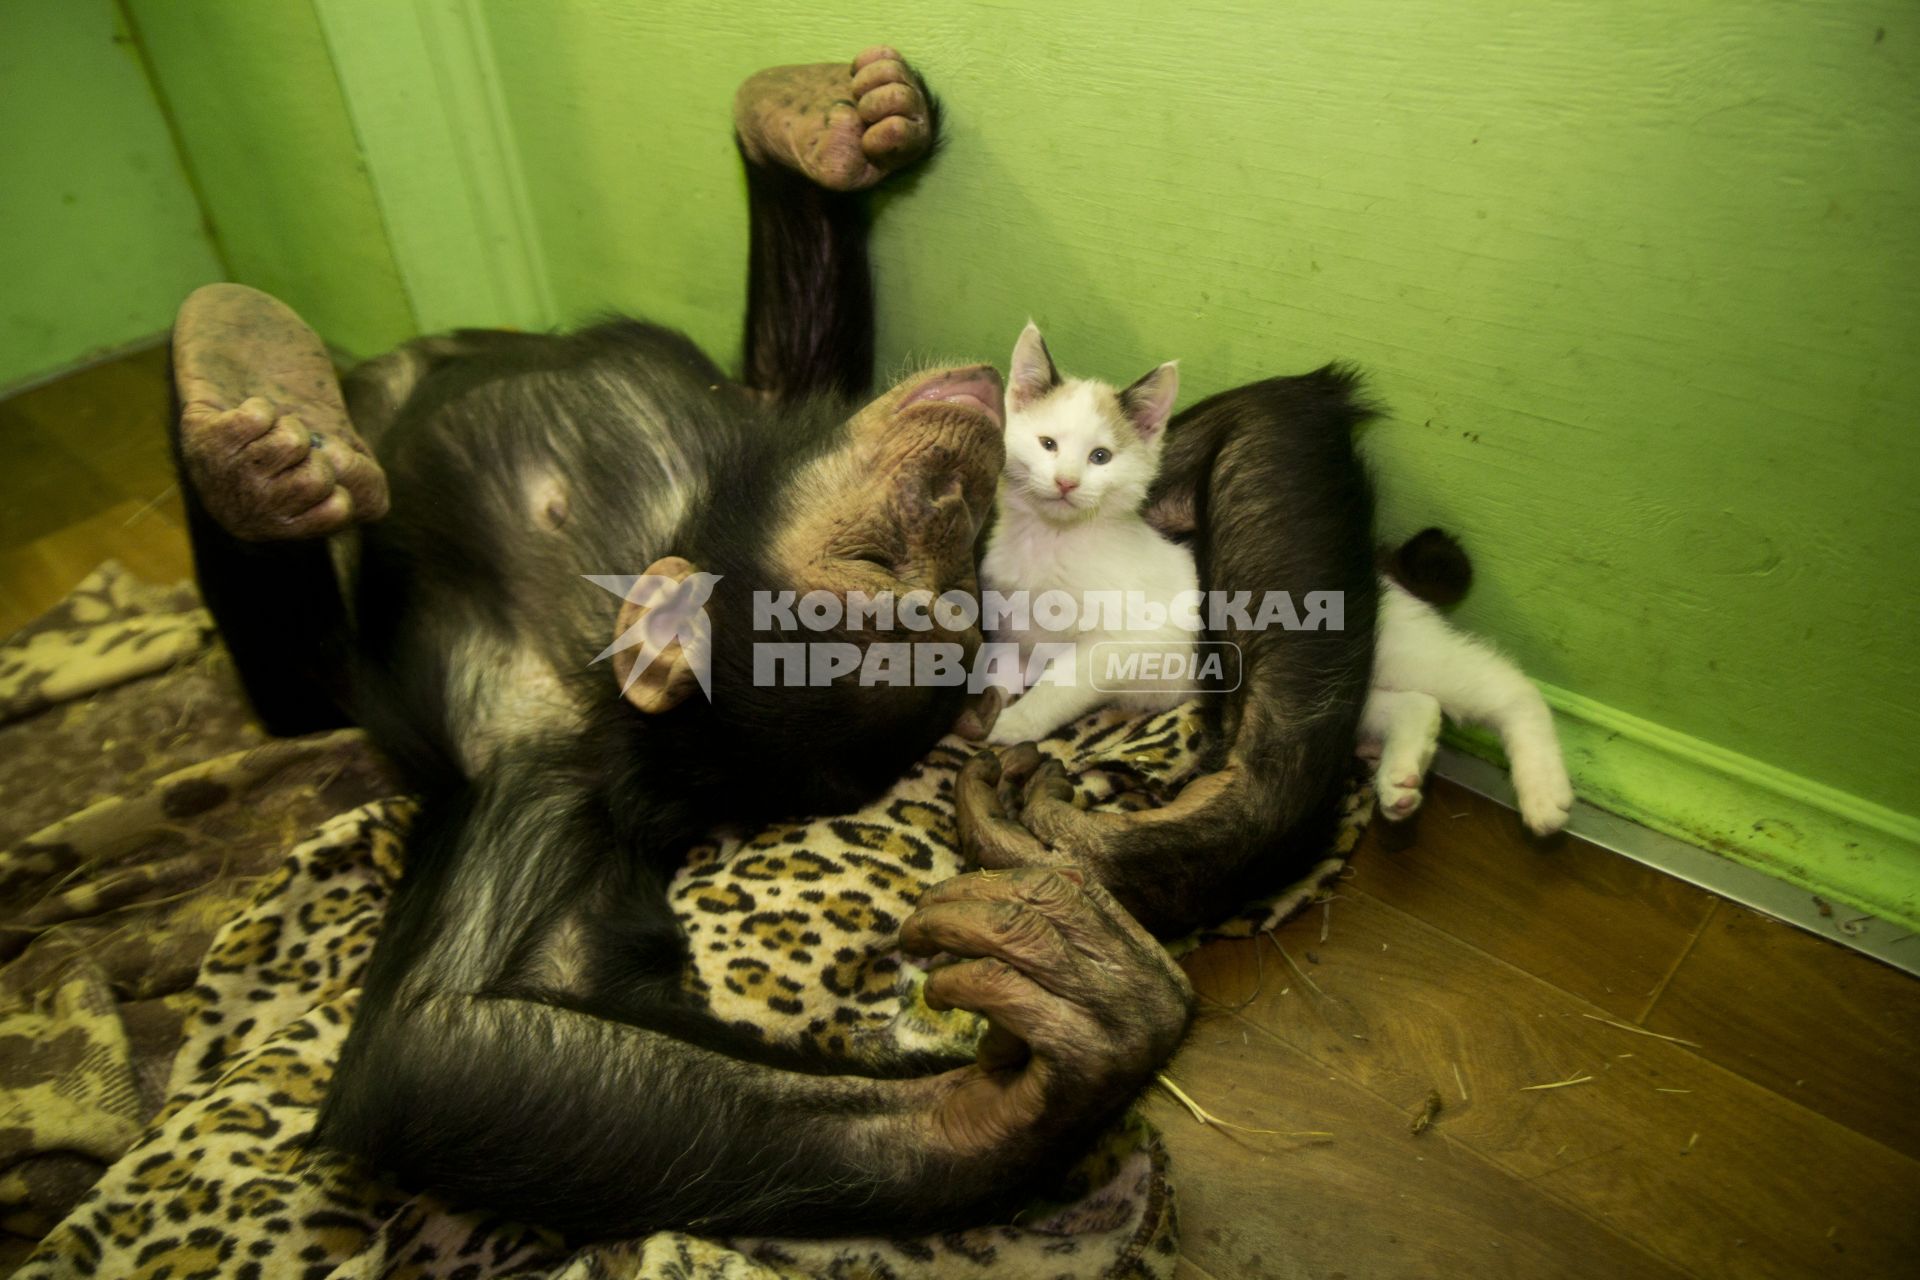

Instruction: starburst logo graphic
[584,571,723,700]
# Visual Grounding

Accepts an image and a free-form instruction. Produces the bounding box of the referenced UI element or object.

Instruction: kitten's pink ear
[1120,361,1180,439]
[1008,321,1061,412]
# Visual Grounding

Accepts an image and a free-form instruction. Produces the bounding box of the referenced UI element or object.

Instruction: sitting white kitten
[977,323,1188,745]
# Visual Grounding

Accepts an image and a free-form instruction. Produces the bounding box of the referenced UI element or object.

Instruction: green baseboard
[1448,684,1920,933]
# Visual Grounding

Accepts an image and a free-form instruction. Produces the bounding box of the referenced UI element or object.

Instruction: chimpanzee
[167,47,1377,1239]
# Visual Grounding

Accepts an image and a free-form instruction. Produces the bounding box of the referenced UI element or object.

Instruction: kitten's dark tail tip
[1381,527,1473,607]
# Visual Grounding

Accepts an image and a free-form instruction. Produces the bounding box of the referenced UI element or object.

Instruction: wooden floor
[6,352,1919,1277]
[0,345,189,635]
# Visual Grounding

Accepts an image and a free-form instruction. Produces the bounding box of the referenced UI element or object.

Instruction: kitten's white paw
[1370,692,1441,821]
[1375,770,1426,821]
[986,709,1038,746]
[1512,750,1574,835]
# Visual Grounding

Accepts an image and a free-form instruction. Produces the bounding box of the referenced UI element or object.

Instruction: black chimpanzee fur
[171,79,1377,1241]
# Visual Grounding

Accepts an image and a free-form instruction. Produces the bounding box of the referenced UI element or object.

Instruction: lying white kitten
[977,323,1188,745]
[980,323,1574,834]
[1364,540,1574,834]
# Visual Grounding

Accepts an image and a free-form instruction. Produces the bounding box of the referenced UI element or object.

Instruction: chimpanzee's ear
[1008,321,1061,412]
[602,556,718,714]
[1119,361,1179,440]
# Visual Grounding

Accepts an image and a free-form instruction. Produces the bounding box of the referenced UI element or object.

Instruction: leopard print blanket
[1,564,1368,1279]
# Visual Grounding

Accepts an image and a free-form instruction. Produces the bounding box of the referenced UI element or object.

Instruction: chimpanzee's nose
[1056,477,1079,495]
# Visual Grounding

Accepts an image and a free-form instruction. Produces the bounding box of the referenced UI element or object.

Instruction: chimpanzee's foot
[173,283,389,541]
[734,47,934,191]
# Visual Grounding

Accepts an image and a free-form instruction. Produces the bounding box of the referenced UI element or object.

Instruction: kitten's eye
[1039,436,1057,452]
[1089,448,1113,465]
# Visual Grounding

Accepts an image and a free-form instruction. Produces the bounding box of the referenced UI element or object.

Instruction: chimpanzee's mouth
[901,367,1004,427]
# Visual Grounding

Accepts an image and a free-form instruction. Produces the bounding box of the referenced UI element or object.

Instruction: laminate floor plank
[1154,1007,1686,1280]
[1644,900,1920,1162]
[1348,779,1718,1019]
[1183,895,1918,1278]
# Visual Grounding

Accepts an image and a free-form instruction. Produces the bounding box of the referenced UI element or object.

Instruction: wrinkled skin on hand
[952,742,1266,939]
[173,283,388,541]
[955,744,1152,872]
[897,866,1194,1159]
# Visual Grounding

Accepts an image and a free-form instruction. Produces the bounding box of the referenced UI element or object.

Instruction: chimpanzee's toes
[734,49,935,192]
[850,49,932,173]
[173,284,388,541]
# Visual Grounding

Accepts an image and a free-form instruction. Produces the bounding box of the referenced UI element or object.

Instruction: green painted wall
[471,0,1920,919]
[480,0,1918,806]
[73,1,1919,921]
[123,0,415,358]
[0,1,223,389]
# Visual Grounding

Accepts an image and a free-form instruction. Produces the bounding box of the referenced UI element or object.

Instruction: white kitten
[977,323,1188,745]
[979,323,1575,835]
[1361,579,1574,835]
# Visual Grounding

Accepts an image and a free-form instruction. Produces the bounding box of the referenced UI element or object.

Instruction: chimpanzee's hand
[954,745,1136,871]
[898,867,1193,1158]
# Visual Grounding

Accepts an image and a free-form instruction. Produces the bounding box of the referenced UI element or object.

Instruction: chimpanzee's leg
[171,290,550,733]
[169,284,393,734]
[735,47,937,402]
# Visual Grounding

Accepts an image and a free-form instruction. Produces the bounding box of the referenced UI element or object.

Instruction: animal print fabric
[2,564,1369,1279]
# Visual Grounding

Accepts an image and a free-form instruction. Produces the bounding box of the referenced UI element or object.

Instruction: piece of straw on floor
[1155,1074,1332,1139]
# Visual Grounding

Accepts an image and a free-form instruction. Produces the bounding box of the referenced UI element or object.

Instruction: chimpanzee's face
[773,364,1006,648]
[616,365,1008,804]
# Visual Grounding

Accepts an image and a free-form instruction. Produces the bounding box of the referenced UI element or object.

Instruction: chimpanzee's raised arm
[957,371,1382,936]
[736,48,937,402]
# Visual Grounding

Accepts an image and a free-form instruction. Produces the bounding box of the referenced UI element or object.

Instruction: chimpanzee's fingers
[899,897,1081,994]
[855,81,919,126]
[315,434,391,521]
[851,46,905,74]
[954,749,1058,869]
[953,747,1006,822]
[240,416,312,475]
[993,741,1048,810]
[861,115,927,172]
[851,55,915,98]
[263,485,355,541]
[1069,874,1193,992]
[910,867,1150,982]
[182,396,277,457]
[924,957,1092,1054]
[917,865,1185,998]
[1017,758,1087,844]
[267,437,338,509]
[952,686,1005,742]
[911,869,1193,1061]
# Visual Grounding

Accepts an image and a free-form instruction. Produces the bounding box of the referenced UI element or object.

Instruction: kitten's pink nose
[1056,478,1079,495]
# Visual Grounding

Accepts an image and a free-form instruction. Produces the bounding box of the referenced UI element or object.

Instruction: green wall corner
[0,1,223,389]
[123,0,417,358]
